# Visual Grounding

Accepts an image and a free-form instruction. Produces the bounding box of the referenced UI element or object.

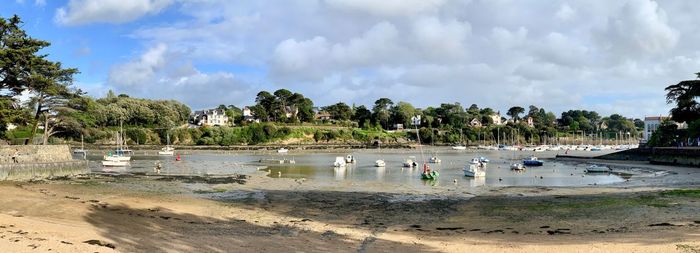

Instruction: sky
[3,0,700,118]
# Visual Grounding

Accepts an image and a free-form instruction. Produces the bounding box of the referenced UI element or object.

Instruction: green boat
[421,170,439,180]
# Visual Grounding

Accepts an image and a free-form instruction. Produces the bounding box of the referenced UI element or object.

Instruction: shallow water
[79,148,659,188]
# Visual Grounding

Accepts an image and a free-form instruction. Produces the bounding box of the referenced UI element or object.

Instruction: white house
[490,111,504,125]
[242,106,259,122]
[192,109,229,126]
[642,115,689,142]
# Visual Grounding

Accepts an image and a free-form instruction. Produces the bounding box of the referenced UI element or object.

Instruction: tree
[323,102,352,121]
[254,91,275,121]
[665,72,700,123]
[0,15,51,96]
[507,106,525,121]
[353,105,372,128]
[372,98,393,129]
[390,101,418,127]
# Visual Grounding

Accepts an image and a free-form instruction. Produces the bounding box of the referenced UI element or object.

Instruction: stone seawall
[594,147,700,167]
[0,145,73,164]
[0,161,88,181]
[0,145,85,181]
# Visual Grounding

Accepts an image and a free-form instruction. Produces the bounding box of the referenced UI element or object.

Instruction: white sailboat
[103,121,131,165]
[158,132,175,156]
[452,128,467,150]
[333,156,347,167]
[375,140,386,168]
[463,164,485,177]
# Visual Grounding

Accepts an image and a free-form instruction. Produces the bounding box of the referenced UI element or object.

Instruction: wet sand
[0,161,699,252]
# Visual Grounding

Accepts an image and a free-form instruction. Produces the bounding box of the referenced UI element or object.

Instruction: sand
[0,163,698,253]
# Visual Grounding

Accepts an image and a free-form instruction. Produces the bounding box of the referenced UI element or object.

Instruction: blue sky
[4,0,700,118]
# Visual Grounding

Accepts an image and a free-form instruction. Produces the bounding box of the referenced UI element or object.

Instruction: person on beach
[11,149,19,163]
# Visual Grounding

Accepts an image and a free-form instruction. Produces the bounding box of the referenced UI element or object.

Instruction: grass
[660,189,700,198]
[676,244,700,253]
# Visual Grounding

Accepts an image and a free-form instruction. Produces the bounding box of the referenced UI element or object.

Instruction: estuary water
[81,148,657,188]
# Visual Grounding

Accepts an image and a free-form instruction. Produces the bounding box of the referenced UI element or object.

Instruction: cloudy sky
[4,0,700,117]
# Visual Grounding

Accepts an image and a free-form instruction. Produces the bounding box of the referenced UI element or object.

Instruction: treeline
[646,73,700,147]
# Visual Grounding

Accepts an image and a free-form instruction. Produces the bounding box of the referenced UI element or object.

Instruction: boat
[429,155,441,163]
[469,157,480,165]
[158,132,175,156]
[277,148,289,153]
[375,160,386,167]
[421,164,439,180]
[452,128,467,150]
[585,164,612,173]
[73,135,87,156]
[463,164,486,177]
[510,163,525,171]
[345,154,356,163]
[333,156,346,167]
[403,156,417,168]
[104,121,131,162]
[101,160,129,167]
[523,156,544,166]
[479,156,489,163]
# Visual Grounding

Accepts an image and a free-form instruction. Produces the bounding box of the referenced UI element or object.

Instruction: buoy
[453,179,457,184]
[176,154,182,161]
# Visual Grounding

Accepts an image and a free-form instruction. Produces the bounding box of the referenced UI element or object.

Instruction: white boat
[510,163,525,171]
[375,160,386,167]
[429,156,441,163]
[452,145,466,150]
[345,154,356,163]
[469,157,480,165]
[479,156,489,163]
[403,156,417,168]
[102,160,129,167]
[463,164,486,177]
[585,164,612,173]
[277,148,289,153]
[158,132,175,156]
[103,154,131,162]
[73,135,87,155]
[333,156,346,167]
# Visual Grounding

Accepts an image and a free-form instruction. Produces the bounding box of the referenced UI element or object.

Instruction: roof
[644,116,670,121]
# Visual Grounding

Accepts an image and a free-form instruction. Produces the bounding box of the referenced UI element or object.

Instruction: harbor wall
[0,145,86,181]
[595,147,700,167]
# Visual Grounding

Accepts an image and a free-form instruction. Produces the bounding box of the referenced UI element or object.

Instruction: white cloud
[55,0,174,25]
[597,0,679,55]
[325,0,446,17]
[107,44,251,108]
[555,4,575,21]
[34,0,45,7]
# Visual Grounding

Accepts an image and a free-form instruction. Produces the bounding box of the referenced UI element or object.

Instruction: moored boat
[523,156,543,166]
[585,164,611,173]
[333,156,346,167]
[429,155,441,163]
[510,163,525,171]
[420,164,439,180]
[345,154,356,163]
[102,160,129,167]
[403,156,417,168]
[463,164,485,177]
[375,160,386,167]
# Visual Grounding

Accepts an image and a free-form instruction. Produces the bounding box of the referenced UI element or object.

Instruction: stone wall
[0,145,85,180]
[596,147,700,167]
[0,145,73,164]
[0,161,88,181]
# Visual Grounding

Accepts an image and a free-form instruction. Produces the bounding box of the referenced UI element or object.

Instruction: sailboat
[375,139,386,167]
[103,121,131,164]
[410,116,438,180]
[158,131,175,156]
[452,128,467,150]
[73,134,87,157]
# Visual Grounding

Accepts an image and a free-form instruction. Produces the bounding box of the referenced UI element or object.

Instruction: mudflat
[0,166,698,253]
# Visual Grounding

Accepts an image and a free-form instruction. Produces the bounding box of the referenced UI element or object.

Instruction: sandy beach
[0,159,699,253]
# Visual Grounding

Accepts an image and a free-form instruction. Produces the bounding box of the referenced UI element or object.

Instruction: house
[284,106,299,119]
[526,117,534,128]
[642,115,686,142]
[393,124,404,131]
[191,109,229,126]
[469,118,482,128]
[315,111,332,121]
[490,111,504,125]
[242,106,259,123]
[599,121,608,130]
